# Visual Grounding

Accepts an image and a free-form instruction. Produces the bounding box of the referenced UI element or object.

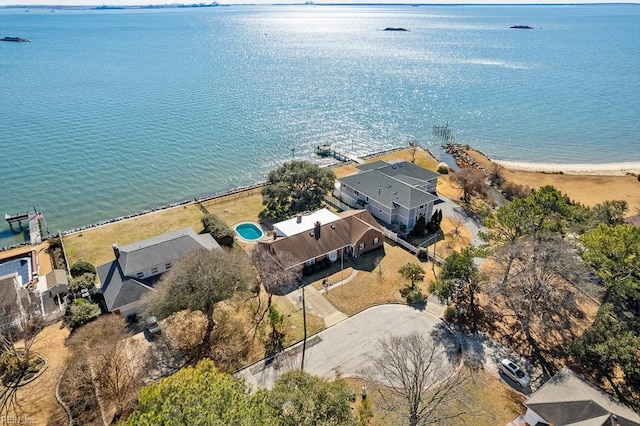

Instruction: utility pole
[300,284,307,371]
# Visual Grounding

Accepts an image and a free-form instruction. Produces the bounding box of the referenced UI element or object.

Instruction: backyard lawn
[63,204,205,266]
[201,189,264,227]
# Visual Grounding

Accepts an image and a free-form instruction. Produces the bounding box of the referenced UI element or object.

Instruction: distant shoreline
[491,159,640,176]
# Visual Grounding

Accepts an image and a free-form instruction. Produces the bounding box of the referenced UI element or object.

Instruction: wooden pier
[433,123,455,144]
[314,144,364,164]
[5,210,44,244]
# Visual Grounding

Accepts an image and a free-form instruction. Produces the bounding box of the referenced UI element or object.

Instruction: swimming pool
[0,256,32,287]
[234,222,264,242]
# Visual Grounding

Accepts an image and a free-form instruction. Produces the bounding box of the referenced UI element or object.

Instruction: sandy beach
[492,160,640,176]
[463,149,640,212]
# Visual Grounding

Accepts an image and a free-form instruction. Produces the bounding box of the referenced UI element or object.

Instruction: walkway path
[286,283,348,327]
[437,194,484,248]
[235,304,448,389]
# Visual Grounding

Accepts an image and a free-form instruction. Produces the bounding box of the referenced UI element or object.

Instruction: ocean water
[1,5,639,245]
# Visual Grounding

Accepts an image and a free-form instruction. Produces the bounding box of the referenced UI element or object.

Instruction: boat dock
[314,144,364,164]
[5,210,45,245]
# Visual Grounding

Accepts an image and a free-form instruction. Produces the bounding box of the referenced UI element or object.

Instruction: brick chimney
[112,243,120,260]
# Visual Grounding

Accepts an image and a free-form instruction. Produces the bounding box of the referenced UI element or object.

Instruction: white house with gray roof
[96,227,220,318]
[336,160,439,232]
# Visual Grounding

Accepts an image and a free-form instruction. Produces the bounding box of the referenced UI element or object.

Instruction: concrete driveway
[236,304,455,389]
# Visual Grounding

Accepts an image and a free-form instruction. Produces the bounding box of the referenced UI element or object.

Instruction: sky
[0,0,636,6]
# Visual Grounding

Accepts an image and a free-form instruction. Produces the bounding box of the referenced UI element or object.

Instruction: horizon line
[1,2,638,6]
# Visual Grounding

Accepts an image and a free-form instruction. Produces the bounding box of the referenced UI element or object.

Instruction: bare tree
[487,233,589,374]
[451,167,487,207]
[67,314,141,421]
[363,332,471,426]
[0,318,44,417]
[250,247,301,330]
[146,248,258,362]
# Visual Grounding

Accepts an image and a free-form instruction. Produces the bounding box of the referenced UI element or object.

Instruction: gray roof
[356,160,440,182]
[96,261,152,311]
[97,227,221,313]
[118,228,220,277]
[340,170,438,210]
[525,367,640,426]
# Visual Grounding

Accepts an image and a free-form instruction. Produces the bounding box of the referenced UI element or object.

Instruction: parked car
[146,316,161,336]
[499,358,531,388]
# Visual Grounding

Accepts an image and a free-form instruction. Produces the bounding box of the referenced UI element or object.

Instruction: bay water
[1,4,639,245]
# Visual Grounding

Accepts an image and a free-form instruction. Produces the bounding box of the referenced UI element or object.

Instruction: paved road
[236,304,454,389]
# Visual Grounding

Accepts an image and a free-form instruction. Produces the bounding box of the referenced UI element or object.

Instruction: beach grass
[63,204,205,267]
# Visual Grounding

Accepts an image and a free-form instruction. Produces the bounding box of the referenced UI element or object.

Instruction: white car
[499,358,531,388]
[146,316,161,336]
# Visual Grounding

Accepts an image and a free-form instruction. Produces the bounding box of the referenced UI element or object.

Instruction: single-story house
[523,367,640,426]
[96,227,220,318]
[258,209,384,271]
[336,160,440,232]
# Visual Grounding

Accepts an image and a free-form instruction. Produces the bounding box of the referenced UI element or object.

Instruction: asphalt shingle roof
[339,172,438,209]
[118,228,220,277]
[259,210,383,269]
[340,161,439,210]
[97,227,220,312]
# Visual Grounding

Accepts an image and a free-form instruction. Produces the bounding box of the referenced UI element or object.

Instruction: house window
[151,266,159,275]
[419,204,424,209]
[355,190,359,196]
[373,237,379,245]
[366,196,369,202]
[165,262,172,269]
[359,242,365,250]
[305,259,315,267]
[136,272,144,279]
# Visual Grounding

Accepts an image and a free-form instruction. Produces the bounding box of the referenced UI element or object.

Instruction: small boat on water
[510,25,534,29]
[384,27,408,32]
[1,37,31,42]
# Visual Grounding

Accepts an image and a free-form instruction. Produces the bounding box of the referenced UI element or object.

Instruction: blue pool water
[234,223,264,242]
[0,257,32,287]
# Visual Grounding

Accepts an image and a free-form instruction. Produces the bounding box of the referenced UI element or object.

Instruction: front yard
[345,368,524,426]
[316,243,437,316]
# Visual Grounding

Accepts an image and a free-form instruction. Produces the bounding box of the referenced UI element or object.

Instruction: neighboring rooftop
[117,227,220,277]
[524,367,640,426]
[262,210,382,269]
[273,208,341,237]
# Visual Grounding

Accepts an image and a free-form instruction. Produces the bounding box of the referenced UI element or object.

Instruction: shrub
[69,272,96,294]
[436,162,449,174]
[444,305,456,321]
[502,182,530,200]
[400,285,424,304]
[70,261,96,278]
[406,290,424,304]
[68,298,101,328]
[202,214,235,247]
[417,248,429,261]
[412,214,426,236]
